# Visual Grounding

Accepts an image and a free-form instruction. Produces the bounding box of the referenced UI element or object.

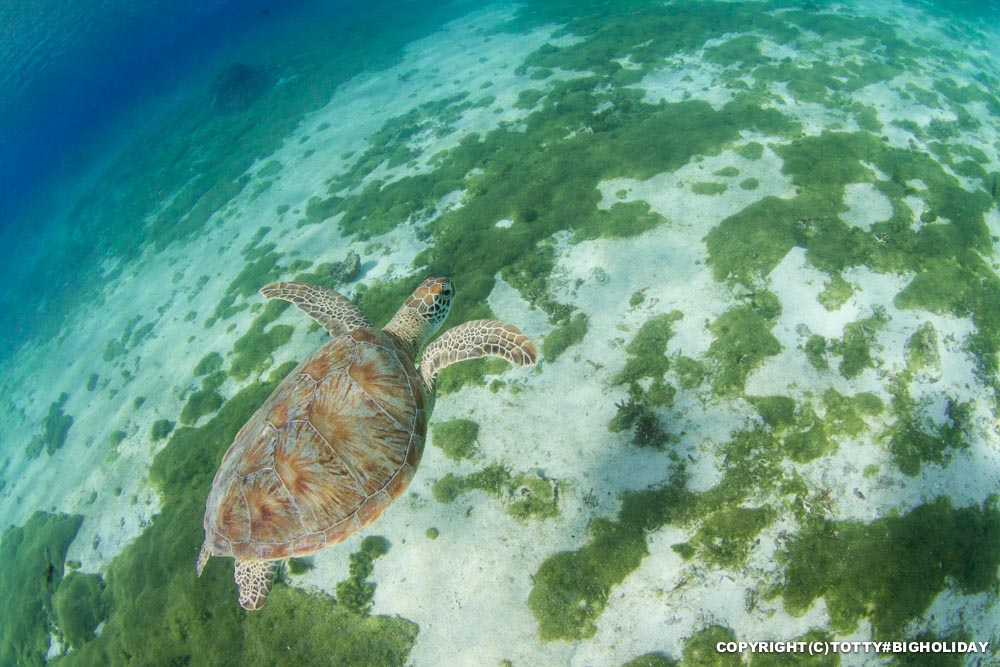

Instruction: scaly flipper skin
[419,319,538,389]
[234,559,276,611]
[261,281,373,336]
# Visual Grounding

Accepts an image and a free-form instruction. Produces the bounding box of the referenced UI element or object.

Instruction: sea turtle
[196,276,537,610]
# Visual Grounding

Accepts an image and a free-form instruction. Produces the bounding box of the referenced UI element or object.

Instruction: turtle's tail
[196,543,210,577]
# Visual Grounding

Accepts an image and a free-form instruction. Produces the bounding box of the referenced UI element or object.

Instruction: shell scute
[292,532,327,553]
[324,515,362,546]
[235,422,277,477]
[300,336,355,382]
[215,481,251,544]
[356,490,394,526]
[264,373,316,430]
[243,469,304,544]
[273,421,366,532]
[347,337,418,428]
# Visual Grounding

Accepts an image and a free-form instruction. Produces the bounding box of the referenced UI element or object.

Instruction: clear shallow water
[2,1,1000,665]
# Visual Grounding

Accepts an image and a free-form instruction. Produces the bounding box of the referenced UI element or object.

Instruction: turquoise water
[2,1,1000,665]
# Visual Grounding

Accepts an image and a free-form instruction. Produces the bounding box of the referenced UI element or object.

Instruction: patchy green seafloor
[2,0,1000,665]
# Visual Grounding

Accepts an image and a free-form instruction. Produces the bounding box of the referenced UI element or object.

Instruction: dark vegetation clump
[0,511,85,665]
[335,536,391,614]
[150,419,175,442]
[26,393,74,460]
[210,63,271,112]
[609,396,668,449]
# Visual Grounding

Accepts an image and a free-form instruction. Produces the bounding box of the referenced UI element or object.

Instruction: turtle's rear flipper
[235,559,276,611]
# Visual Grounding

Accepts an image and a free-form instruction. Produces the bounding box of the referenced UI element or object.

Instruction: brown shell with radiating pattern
[201,327,426,562]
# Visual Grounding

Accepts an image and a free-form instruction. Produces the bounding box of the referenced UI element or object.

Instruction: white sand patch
[486,274,554,341]
[637,54,735,109]
[842,182,893,231]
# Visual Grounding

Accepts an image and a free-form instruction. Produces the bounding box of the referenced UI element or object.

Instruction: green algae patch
[52,572,107,650]
[179,387,224,425]
[109,430,127,449]
[707,304,781,395]
[543,312,589,361]
[705,197,797,284]
[691,182,727,196]
[574,201,668,241]
[682,625,740,666]
[817,274,853,311]
[529,517,647,640]
[607,312,683,449]
[240,585,417,666]
[431,418,480,461]
[822,389,883,438]
[781,497,1000,636]
[229,299,295,381]
[784,417,831,463]
[0,511,84,666]
[673,355,706,390]
[26,392,75,460]
[615,311,683,385]
[830,311,887,380]
[671,542,695,560]
[622,653,677,667]
[193,351,224,376]
[751,395,796,431]
[286,557,314,575]
[885,399,972,476]
[335,536,391,614]
[102,316,156,362]
[804,334,829,370]
[905,322,941,374]
[433,465,559,521]
[693,506,775,568]
[150,418,175,442]
[736,142,764,160]
[61,361,418,666]
[775,403,832,464]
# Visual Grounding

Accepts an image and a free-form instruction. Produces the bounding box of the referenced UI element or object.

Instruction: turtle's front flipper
[234,559,277,611]
[261,282,373,336]
[419,319,537,389]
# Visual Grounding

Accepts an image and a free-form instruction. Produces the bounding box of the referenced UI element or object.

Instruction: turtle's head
[385,276,454,351]
[409,276,453,335]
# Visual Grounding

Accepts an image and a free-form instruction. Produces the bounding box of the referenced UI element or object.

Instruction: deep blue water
[0,0,346,228]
